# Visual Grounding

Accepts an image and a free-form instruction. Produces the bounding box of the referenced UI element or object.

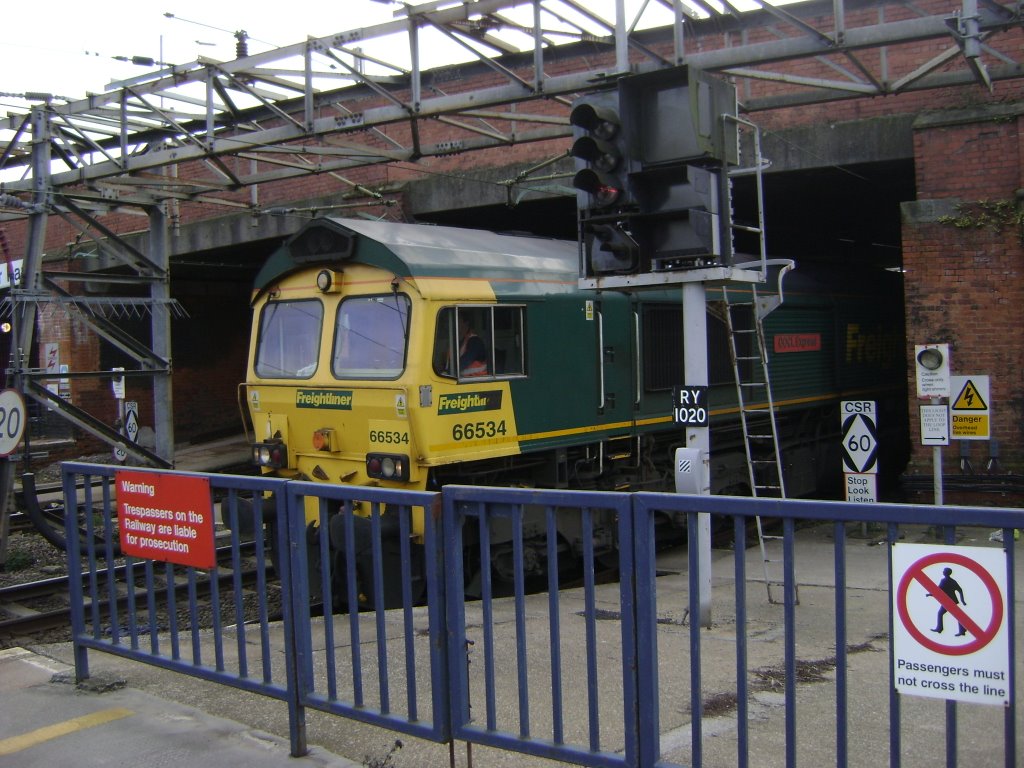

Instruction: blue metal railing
[62,463,303,752]
[62,462,1022,767]
[442,485,638,767]
[283,480,449,744]
[633,493,1021,768]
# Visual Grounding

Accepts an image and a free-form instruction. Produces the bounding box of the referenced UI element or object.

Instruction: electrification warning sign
[950,375,990,440]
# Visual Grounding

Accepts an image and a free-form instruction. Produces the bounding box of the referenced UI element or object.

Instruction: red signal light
[573,169,622,208]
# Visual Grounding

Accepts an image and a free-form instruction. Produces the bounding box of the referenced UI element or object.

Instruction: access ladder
[720,261,794,603]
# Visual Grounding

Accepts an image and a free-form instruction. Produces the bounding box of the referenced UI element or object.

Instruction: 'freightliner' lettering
[437,390,502,414]
[296,389,354,409]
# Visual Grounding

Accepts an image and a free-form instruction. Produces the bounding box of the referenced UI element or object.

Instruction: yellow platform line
[0,707,134,756]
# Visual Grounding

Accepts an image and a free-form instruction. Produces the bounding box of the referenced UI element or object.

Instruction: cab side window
[433,305,526,381]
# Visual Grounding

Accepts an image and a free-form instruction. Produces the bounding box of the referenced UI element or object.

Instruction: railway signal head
[585,223,639,274]
[570,95,631,213]
[570,93,640,276]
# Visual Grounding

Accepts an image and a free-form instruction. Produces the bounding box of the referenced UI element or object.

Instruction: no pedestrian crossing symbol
[891,543,1009,706]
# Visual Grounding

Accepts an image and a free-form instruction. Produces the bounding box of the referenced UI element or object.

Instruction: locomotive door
[593,294,637,428]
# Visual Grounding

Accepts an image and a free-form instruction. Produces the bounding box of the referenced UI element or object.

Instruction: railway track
[0,542,275,647]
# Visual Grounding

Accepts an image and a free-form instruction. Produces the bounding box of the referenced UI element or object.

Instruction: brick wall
[902,111,1024,492]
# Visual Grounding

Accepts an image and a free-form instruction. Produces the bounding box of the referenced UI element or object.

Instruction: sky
[1,1,398,106]
[0,1,686,112]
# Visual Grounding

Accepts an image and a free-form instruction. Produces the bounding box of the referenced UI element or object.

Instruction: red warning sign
[896,551,1002,655]
[116,470,215,569]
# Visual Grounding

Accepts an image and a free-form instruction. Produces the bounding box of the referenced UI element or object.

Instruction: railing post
[631,496,659,768]
[281,481,309,757]
[62,467,90,682]
[425,493,451,741]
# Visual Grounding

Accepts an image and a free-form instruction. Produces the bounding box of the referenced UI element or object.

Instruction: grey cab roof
[254,217,581,299]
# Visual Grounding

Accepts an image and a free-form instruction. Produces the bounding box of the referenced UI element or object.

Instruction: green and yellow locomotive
[241,216,907,600]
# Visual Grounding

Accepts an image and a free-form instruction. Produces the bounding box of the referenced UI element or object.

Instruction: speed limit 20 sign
[0,388,27,457]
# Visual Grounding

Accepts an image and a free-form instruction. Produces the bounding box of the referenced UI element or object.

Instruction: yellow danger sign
[952,380,987,410]
[950,376,990,440]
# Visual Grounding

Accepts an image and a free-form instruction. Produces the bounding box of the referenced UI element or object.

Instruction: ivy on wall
[937,197,1024,241]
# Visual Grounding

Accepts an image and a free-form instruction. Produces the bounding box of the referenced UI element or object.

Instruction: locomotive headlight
[315,269,343,293]
[365,453,409,481]
[253,440,288,469]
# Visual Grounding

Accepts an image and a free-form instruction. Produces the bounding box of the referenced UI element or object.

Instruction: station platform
[0,647,357,767]
[1,523,1019,767]
[172,433,252,474]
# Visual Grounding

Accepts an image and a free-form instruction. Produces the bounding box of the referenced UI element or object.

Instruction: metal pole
[0,105,51,566]
[148,207,174,464]
[615,0,629,73]
[683,282,712,627]
[931,396,943,505]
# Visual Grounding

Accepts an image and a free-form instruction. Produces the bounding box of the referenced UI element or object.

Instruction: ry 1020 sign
[673,386,709,427]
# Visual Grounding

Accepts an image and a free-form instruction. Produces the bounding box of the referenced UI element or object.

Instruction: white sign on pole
[125,401,140,444]
[920,404,949,446]
[0,259,25,290]
[841,400,877,474]
[0,389,27,457]
[44,343,59,375]
[844,472,877,502]
[111,367,126,400]
[892,543,1009,706]
[915,344,950,399]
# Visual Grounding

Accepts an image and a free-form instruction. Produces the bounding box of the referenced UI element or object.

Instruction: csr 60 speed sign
[841,400,878,474]
[842,400,878,502]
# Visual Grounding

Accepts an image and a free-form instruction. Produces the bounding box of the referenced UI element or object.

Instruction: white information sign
[919,404,949,446]
[892,543,1009,706]
[0,259,24,290]
[844,472,877,502]
[915,343,950,399]
[111,367,126,400]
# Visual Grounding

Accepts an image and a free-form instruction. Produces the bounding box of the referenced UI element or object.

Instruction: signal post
[570,65,767,627]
